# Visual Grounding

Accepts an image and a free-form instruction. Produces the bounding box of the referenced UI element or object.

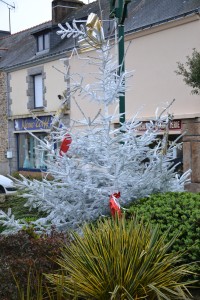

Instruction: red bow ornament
[109,192,122,218]
[59,133,72,156]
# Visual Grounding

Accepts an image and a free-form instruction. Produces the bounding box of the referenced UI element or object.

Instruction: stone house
[0,0,200,191]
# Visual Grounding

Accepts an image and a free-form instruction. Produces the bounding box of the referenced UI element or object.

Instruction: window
[37,33,49,52]
[27,66,47,110]
[18,133,47,170]
[33,74,43,108]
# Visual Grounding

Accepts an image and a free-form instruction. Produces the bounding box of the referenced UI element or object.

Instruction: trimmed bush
[46,216,195,299]
[0,228,68,300]
[127,192,200,280]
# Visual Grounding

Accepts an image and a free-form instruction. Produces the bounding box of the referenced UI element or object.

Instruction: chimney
[52,0,84,25]
[0,30,11,38]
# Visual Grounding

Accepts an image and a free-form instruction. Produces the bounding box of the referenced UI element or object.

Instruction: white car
[0,175,17,194]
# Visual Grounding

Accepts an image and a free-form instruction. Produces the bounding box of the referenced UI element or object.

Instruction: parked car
[0,175,17,194]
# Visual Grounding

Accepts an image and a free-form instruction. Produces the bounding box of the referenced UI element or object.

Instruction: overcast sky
[0,0,94,34]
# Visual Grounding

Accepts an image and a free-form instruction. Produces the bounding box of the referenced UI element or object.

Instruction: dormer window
[32,26,51,54]
[37,33,49,52]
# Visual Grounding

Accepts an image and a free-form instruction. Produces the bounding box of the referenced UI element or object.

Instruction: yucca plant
[46,216,195,299]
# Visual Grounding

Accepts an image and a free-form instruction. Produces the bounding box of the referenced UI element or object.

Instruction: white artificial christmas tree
[0,14,190,234]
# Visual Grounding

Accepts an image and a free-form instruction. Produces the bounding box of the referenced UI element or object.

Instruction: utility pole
[110,0,131,124]
[0,0,15,32]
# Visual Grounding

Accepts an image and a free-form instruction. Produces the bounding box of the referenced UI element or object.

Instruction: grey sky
[0,0,93,34]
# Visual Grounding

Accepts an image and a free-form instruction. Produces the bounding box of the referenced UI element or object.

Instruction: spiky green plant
[14,270,43,300]
[14,270,67,300]
[46,216,195,299]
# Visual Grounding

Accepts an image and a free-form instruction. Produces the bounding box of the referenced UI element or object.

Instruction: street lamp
[110,0,131,124]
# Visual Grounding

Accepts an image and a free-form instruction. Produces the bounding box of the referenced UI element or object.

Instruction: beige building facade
[69,14,200,121]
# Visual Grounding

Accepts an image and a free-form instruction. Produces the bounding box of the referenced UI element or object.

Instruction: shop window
[33,74,43,108]
[37,33,49,52]
[18,133,47,170]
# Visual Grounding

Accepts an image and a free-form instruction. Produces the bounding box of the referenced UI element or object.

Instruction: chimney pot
[52,0,84,25]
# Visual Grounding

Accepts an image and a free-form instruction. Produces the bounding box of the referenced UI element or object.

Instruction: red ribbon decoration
[59,133,72,156]
[109,192,122,218]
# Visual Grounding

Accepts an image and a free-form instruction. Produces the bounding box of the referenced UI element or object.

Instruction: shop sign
[137,119,182,132]
[14,116,53,131]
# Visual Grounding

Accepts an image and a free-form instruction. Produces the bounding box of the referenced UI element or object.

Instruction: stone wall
[183,118,200,192]
[0,71,9,175]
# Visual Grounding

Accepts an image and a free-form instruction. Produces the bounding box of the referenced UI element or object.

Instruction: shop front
[132,118,183,174]
[14,116,53,172]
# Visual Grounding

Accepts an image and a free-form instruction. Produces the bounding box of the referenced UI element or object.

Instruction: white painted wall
[124,15,200,120]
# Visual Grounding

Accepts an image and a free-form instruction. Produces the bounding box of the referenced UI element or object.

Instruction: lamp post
[110,0,131,125]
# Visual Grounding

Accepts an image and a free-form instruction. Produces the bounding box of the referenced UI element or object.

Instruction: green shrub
[46,216,195,299]
[176,48,200,95]
[127,192,200,280]
[0,194,47,233]
[0,228,69,300]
